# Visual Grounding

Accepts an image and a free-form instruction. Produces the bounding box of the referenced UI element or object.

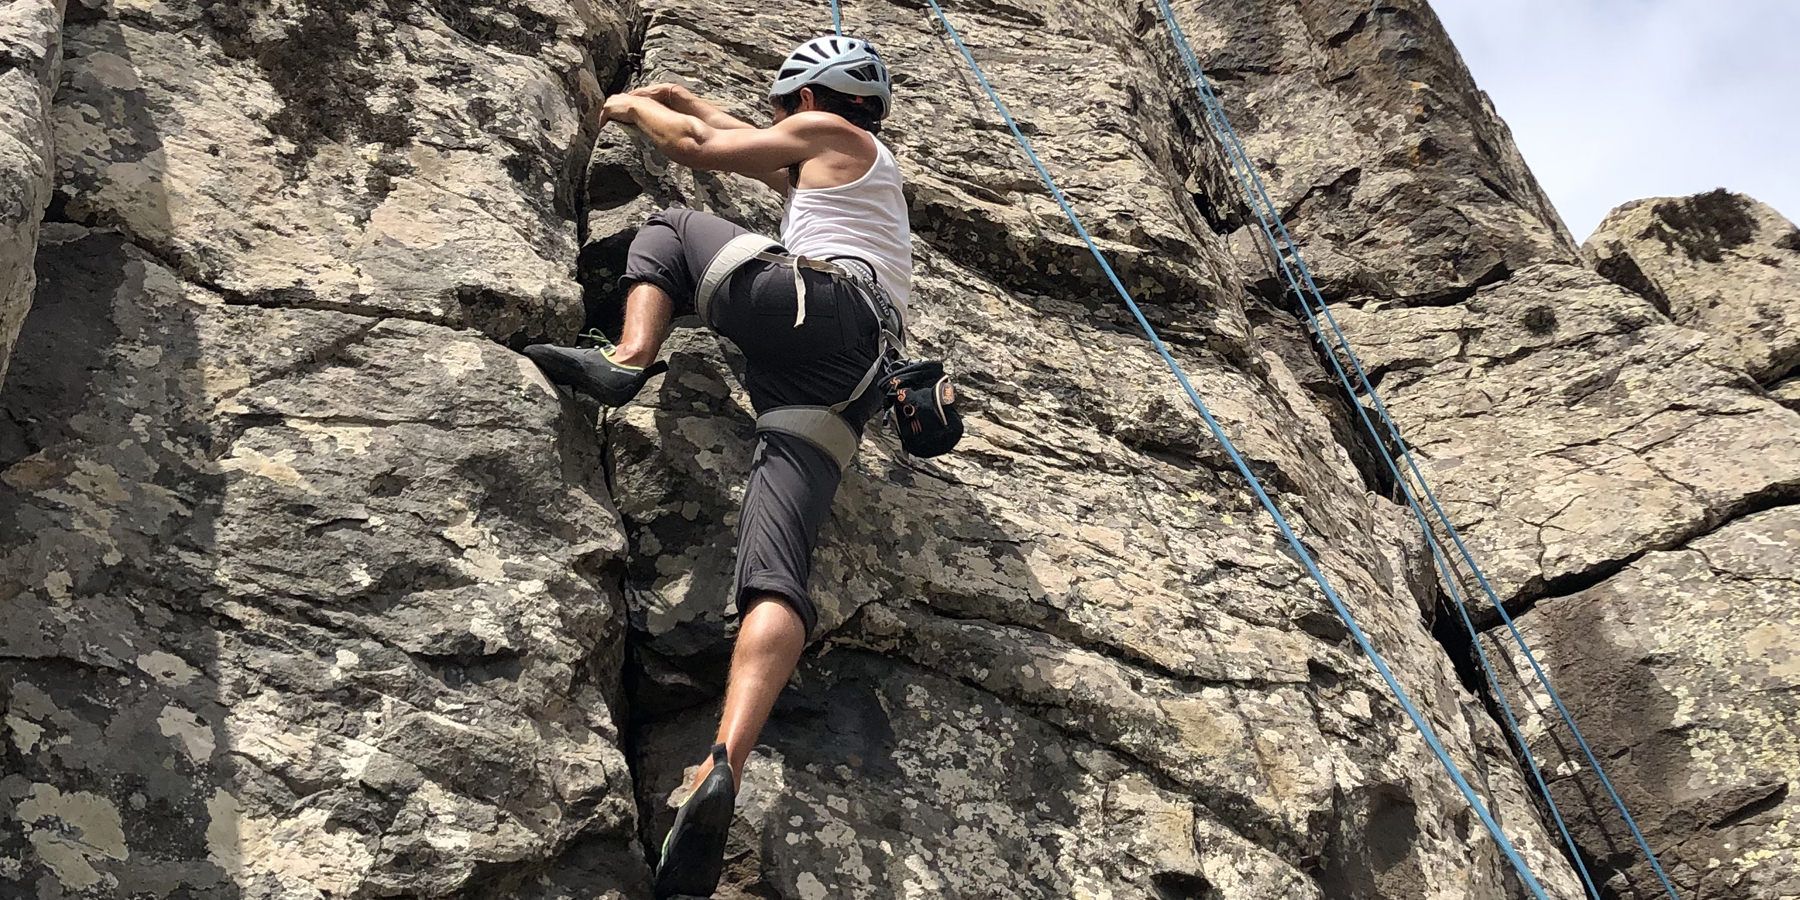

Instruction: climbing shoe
[653,744,736,899]
[522,330,668,407]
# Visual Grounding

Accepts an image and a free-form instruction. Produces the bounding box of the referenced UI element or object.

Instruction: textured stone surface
[1184,0,1579,305]
[1176,4,1800,897]
[1492,507,1800,899]
[1585,189,1800,383]
[0,0,63,382]
[1774,375,1800,411]
[1169,1,1779,622]
[49,0,630,342]
[0,227,646,898]
[4,0,1787,896]
[1332,264,1800,608]
[1,0,650,895]
[1184,0,1800,622]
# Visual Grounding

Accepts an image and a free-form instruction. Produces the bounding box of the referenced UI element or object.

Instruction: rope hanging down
[915,3,1555,896]
[1146,2,1681,896]
[1144,2,1599,894]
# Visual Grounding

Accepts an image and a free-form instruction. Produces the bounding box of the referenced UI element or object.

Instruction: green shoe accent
[575,330,639,367]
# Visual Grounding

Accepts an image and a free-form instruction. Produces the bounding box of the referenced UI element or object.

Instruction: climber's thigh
[713,267,884,419]
[732,431,843,639]
[619,206,752,317]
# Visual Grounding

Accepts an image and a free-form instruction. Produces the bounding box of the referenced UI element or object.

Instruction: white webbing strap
[696,234,782,325]
[755,406,861,470]
[792,255,807,328]
[833,348,886,415]
[747,249,853,330]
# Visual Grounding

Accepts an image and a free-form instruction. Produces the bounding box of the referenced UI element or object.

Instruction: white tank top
[780,138,913,318]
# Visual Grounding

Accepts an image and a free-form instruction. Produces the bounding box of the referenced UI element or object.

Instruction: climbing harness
[1147,2,1680,896]
[693,235,950,469]
[695,233,848,329]
[914,2,1561,896]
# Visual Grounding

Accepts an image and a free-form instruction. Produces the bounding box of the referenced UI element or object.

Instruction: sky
[1430,0,1800,240]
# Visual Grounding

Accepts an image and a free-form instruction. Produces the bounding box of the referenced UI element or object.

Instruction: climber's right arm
[630,83,755,130]
[608,88,792,196]
[615,87,792,195]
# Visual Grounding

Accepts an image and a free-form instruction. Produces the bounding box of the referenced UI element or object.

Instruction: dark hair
[774,84,884,134]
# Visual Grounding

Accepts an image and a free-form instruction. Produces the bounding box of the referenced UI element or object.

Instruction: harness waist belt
[696,234,876,331]
[748,249,859,329]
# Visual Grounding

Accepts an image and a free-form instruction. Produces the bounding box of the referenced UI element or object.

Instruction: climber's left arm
[601,95,853,178]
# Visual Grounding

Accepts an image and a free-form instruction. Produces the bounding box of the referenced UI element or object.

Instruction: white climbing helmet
[768,36,892,119]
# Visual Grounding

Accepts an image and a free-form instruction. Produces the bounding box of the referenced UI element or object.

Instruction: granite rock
[1492,507,1800,898]
[1585,189,1800,384]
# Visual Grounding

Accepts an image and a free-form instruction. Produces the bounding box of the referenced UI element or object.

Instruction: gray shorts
[623,207,886,636]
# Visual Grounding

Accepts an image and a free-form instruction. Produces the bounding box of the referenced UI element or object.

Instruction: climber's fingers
[597,93,639,132]
[630,83,690,105]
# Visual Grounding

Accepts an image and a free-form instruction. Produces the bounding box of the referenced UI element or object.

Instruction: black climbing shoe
[653,744,736,899]
[522,330,668,407]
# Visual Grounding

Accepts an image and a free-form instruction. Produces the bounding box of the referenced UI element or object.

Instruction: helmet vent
[771,35,893,119]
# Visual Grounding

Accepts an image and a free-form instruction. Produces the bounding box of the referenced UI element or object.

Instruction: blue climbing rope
[917,3,1554,896]
[1143,3,1598,896]
[1147,1,1681,897]
[830,0,843,34]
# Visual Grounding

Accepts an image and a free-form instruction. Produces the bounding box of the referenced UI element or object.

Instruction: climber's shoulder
[767,110,875,160]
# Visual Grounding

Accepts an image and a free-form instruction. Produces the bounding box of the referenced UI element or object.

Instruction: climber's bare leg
[610,280,675,368]
[688,594,807,791]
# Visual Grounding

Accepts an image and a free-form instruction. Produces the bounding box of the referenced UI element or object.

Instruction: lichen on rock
[1585,189,1800,384]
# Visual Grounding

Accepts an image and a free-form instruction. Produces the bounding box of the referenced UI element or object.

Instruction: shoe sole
[653,770,735,898]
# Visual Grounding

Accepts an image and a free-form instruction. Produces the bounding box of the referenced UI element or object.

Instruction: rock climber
[520,36,909,898]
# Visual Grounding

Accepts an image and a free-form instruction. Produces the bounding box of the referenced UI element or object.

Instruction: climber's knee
[739,591,812,641]
[736,582,818,641]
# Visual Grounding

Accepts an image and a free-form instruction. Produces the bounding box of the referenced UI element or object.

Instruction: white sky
[1430,0,1800,240]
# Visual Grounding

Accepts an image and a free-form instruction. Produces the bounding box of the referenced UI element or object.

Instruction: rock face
[1585,189,1800,384]
[46,0,628,343]
[1497,508,1800,900]
[0,1,1788,899]
[0,0,64,382]
[612,1,1581,897]
[3,1,648,897]
[1197,0,1579,305]
[1331,267,1800,608]
[1469,195,1800,898]
[1163,3,1800,898]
